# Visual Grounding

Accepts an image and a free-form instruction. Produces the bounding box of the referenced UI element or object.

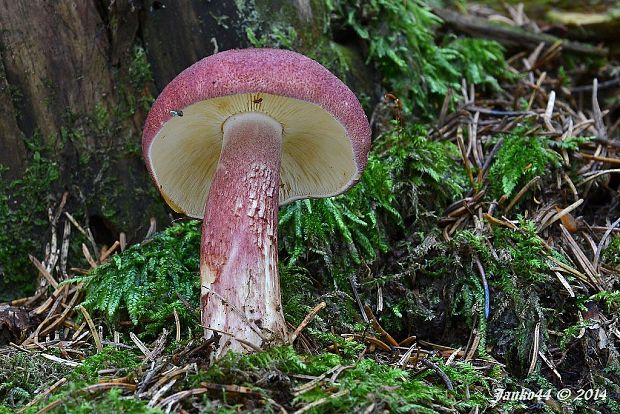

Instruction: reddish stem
[200,112,287,358]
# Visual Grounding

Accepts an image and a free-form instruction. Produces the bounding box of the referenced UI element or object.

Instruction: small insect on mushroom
[142,48,371,360]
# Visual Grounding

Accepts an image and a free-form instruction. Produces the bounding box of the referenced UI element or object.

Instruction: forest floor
[1,2,620,414]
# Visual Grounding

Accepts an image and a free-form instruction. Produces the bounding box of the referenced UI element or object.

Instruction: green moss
[589,289,620,313]
[65,221,202,338]
[373,123,467,214]
[21,348,151,414]
[493,219,552,285]
[279,123,466,300]
[278,149,399,289]
[128,46,153,89]
[127,45,155,113]
[41,388,163,414]
[326,0,514,117]
[185,345,496,413]
[488,127,560,199]
[280,265,316,326]
[559,319,595,350]
[69,347,141,384]
[0,351,72,408]
[602,236,620,267]
[0,134,61,300]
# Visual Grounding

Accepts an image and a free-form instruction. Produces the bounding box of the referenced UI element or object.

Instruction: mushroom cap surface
[143,48,371,218]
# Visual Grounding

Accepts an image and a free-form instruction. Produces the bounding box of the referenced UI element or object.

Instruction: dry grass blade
[457,126,476,189]
[420,358,454,391]
[40,353,82,367]
[290,301,326,343]
[547,255,595,289]
[148,378,177,408]
[397,343,417,367]
[591,78,608,142]
[79,305,102,352]
[579,169,620,186]
[293,390,350,414]
[340,334,392,352]
[504,176,541,213]
[34,399,63,414]
[593,216,620,270]
[484,214,517,229]
[553,272,575,297]
[130,331,151,357]
[464,328,481,361]
[81,382,137,393]
[293,364,344,395]
[543,90,556,132]
[151,364,194,392]
[18,377,67,413]
[100,240,120,263]
[145,217,157,240]
[538,199,583,232]
[173,308,181,342]
[81,244,98,268]
[579,153,620,165]
[146,329,169,362]
[363,305,398,347]
[157,387,208,410]
[29,255,59,289]
[39,286,81,336]
[350,276,369,323]
[559,225,602,289]
[445,348,462,366]
[538,350,562,381]
[64,212,98,255]
[59,220,71,279]
[527,322,541,375]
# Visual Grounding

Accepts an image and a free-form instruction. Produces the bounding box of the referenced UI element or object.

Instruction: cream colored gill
[148,92,357,218]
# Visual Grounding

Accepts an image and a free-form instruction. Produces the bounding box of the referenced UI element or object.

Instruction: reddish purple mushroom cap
[142,48,371,218]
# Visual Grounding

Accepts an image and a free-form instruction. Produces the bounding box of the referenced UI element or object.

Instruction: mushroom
[142,48,371,358]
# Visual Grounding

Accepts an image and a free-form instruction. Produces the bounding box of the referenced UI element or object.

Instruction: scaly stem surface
[200,112,287,358]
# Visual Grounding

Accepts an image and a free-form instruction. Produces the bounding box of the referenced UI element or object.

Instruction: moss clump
[185,345,496,413]
[279,123,466,302]
[0,351,71,409]
[66,221,202,338]
[23,347,151,414]
[38,388,163,414]
[602,236,620,267]
[327,0,514,116]
[456,221,553,376]
[373,123,467,215]
[488,127,559,199]
[589,289,620,313]
[0,347,145,413]
[492,219,552,286]
[278,154,398,285]
[68,347,142,384]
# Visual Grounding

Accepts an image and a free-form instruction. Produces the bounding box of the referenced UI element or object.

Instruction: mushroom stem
[200,112,287,358]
